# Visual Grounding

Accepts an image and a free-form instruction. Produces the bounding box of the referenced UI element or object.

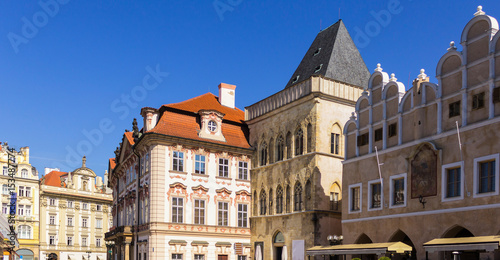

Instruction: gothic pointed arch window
[294,182,303,211]
[260,142,268,166]
[331,123,342,155]
[276,185,283,214]
[276,135,284,161]
[259,189,267,215]
[295,128,303,156]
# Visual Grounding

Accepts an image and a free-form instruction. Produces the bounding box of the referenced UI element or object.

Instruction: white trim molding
[389,173,407,209]
[441,161,465,202]
[348,183,362,214]
[473,153,500,198]
[367,179,383,211]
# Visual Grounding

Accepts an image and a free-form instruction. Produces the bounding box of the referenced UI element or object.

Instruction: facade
[105,84,253,260]
[342,7,500,260]
[246,20,370,260]
[39,157,112,260]
[0,143,39,260]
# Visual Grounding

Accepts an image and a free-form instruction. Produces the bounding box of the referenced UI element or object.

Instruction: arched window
[276,185,283,214]
[286,132,292,159]
[295,128,303,156]
[259,190,267,215]
[21,169,29,178]
[18,225,31,239]
[307,124,313,153]
[294,182,303,211]
[260,142,268,166]
[268,188,273,215]
[285,185,291,213]
[331,124,342,155]
[276,135,284,161]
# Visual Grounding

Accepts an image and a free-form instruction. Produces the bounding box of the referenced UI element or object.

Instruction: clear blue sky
[1,0,499,177]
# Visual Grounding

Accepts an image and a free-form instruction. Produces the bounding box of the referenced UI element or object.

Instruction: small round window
[208,120,217,132]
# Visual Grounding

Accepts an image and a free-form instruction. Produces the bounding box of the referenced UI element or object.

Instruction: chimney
[141,107,159,132]
[96,176,103,188]
[218,83,236,109]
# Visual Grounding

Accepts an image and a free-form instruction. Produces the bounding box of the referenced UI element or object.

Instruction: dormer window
[208,120,217,132]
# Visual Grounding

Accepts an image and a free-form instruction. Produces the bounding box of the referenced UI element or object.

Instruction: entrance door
[276,246,283,260]
[218,255,228,260]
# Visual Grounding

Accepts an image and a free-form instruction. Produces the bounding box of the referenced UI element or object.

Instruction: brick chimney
[218,83,236,109]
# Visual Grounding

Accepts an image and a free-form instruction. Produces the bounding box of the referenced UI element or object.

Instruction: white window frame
[49,215,56,225]
[96,238,102,247]
[96,219,103,229]
[441,161,464,202]
[367,179,383,211]
[67,217,73,226]
[18,186,25,197]
[389,173,407,208]
[171,197,184,223]
[82,217,88,228]
[473,153,499,198]
[67,200,73,208]
[82,202,89,210]
[67,236,73,246]
[49,235,55,245]
[25,205,31,216]
[82,237,88,247]
[172,151,184,172]
[49,198,56,206]
[25,187,31,197]
[219,158,229,177]
[237,203,248,227]
[238,161,248,180]
[194,154,206,174]
[348,183,362,214]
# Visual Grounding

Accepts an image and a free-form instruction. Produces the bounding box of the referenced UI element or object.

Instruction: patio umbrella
[256,245,262,260]
[282,245,287,260]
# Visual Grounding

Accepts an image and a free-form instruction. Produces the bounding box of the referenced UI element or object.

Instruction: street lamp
[86,251,92,260]
[327,235,343,245]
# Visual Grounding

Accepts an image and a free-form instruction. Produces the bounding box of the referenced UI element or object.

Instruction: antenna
[456,121,470,196]
[375,146,384,207]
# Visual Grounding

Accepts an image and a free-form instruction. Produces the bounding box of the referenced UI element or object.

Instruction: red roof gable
[124,132,135,145]
[148,93,250,149]
[43,171,68,187]
[109,158,116,170]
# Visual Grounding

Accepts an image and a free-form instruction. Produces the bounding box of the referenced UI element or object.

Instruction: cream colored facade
[246,76,364,260]
[343,7,500,260]
[0,144,39,260]
[39,158,112,260]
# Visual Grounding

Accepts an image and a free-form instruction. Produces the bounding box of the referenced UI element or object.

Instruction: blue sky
[1,0,498,177]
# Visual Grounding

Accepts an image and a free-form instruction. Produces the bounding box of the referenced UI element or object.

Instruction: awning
[307,242,412,255]
[424,236,500,253]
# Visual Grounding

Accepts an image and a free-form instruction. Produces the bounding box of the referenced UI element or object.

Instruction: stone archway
[441,225,477,260]
[388,230,416,260]
[273,231,285,260]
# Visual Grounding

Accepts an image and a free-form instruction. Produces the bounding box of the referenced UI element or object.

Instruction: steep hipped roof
[147,93,250,149]
[284,20,370,89]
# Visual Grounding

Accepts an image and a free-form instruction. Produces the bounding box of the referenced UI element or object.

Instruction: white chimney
[218,83,236,109]
[140,107,159,132]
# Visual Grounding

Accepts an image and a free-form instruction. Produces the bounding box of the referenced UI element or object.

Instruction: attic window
[313,48,321,56]
[314,64,323,73]
[292,75,300,83]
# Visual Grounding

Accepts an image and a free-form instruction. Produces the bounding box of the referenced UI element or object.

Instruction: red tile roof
[148,93,250,149]
[109,158,116,170]
[43,171,68,187]
[124,132,135,145]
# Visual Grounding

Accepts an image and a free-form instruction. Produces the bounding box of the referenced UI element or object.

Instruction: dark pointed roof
[284,20,370,89]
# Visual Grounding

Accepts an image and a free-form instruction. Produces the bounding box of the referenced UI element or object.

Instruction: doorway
[218,255,228,260]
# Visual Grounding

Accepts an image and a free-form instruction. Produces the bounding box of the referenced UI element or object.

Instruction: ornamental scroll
[410,143,438,198]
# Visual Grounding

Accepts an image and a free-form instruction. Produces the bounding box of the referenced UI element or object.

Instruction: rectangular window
[472,92,485,110]
[330,192,339,211]
[493,87,500,103]
[331,133,340,154]
[219,158,229,177]
[18,205,24,216]
[390,173,407,207]
[83,203,88,210]
[18,186,25,197]
[25,187,31,197]
[374,128,383,142]
[218,201,229,226]
[49,198,56,206]
[449,101,461,117]
[67,236,73,246]
[2,203,7,214]
[49,235,55,245]
[237,204,248,227]
[370,182,382,209]
[479,161,495,193]
[96,219,103,228]
[82,237,87,247]
[2,166,7,175]
[82,218,88,228]
[2,185,9,195]
[447,167,461,198]
[172,197,183,223]
[173,151,184,172]
[67,217,73,226]
[350,186,360,212]
[388,123,397,137]
[194,255,205,260]
[356,133,369,146]
[96,238,101,247]
[172,254,183,260]
[195,155,206,174]
[238,256,247,260]
[25,205,31,216]
[194,199,205,225]
[49,215,55,225]
[238,162,248,180]
[96,204,102,211]
[67,200,73,208]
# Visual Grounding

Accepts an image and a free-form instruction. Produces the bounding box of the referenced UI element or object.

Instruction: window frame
[367,179,383,211]
[218,158,229,178]
[472,92,485,110]
[172,151,185,172]
[67,236,73,246]
[49,215,56,225]
[237,203,248,227]
[473,154,499,198]
[388,123,397,138]
[194,199,205,225]
[194,154,206,175]
[331,133,340,155]
[218,201,229,226]
[171,197,184,223]
[449,100,461,118]
[238,161,248,180]
[67,217,73,226]
[348,183,362,214]
[389,173,407,208]
[441,161,464,202]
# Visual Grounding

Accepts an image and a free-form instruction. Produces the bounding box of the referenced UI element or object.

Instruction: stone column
[124,241,131,260]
